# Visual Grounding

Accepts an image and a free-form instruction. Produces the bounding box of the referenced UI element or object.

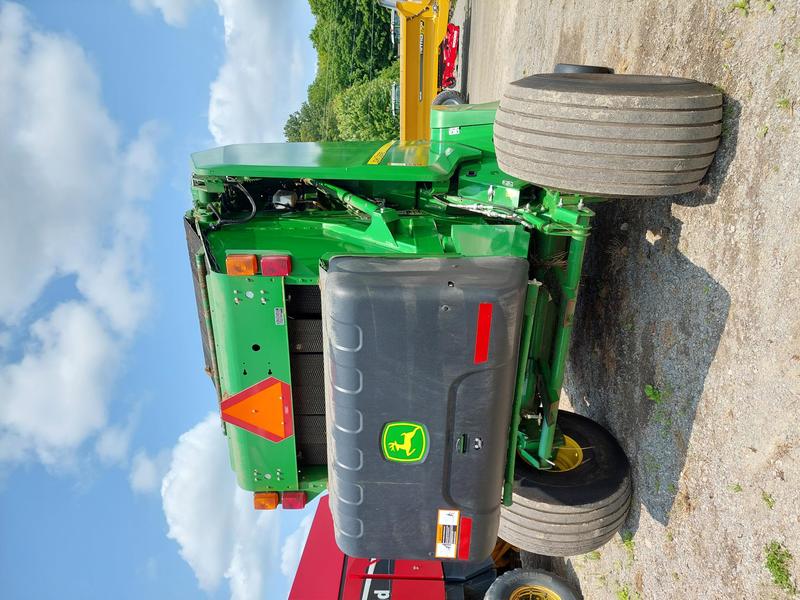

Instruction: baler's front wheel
[493,72,723,197]
[499,411,632,557]
[484,568,580,600]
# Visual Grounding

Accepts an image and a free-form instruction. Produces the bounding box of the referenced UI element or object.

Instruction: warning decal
[435,509,460,559]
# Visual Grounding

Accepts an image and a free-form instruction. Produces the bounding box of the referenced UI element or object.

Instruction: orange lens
[253,491,279,510]
[226,254,258,276]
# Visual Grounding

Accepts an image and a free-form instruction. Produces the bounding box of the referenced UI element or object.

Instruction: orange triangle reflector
[220,377,293,441]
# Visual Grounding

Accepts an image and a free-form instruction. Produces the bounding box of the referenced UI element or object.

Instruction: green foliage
[586,550,602,560]
[762,490,776,509]
[764,541,797,595]
[727,0,750,15]
[333,63,399,141]
[621,531,635,563]
[729,482,743,492]
[285,0,398,141]
[644,384,663,403]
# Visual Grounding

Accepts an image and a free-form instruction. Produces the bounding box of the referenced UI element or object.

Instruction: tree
[333,63,399,141]
[285,0,396,141]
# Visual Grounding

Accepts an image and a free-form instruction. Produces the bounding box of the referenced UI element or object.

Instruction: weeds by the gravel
[764,541,797,595]
[644,384,663,403]
[727,0,750,16]
[757,125,769,138]
[774,40,786,60]
[586,550,602,561]
[616,587,631,600]
[762,490,776,509]
[621,531,635,563]
[776,97,792,112]
[729,482,743,492]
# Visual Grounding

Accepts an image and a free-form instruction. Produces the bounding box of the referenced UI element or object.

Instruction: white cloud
[129,448,171,494]
[162,414,282,599]
[95,409,139,466]
[0,3,158,467]
[208,0,316,145]
[280,513,313,578]
[130,0,203,27]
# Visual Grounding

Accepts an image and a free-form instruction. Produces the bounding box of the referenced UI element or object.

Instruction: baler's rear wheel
[493,73,723,197]
[433,89,466,105]
[484,568,580,600]
[499,411,632,557]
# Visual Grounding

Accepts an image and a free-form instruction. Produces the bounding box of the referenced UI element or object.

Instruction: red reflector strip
[457,516,472,560]
[473,303,493,364]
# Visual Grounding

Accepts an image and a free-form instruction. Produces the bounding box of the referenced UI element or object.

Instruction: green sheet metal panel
[207,271,299,492]
[191,140,482,181]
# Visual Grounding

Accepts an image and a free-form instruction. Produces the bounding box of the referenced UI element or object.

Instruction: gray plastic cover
[320,256,529,561]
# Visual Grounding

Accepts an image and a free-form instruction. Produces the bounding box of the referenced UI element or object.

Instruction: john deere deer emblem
[381,421,428,463]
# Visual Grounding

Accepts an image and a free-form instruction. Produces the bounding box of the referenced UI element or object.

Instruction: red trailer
[289,497,579,600]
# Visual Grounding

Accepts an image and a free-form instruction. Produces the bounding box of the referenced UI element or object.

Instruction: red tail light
[281,491,306,509]
[260,255,291,277]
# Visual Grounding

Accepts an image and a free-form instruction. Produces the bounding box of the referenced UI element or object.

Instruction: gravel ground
[452,1,799,597]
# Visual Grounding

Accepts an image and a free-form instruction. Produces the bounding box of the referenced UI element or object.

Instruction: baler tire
[433,89,466,106]
[494,73,723,197]
[499,410,632,557]
[554,62,613,74]
[484,568,580,600]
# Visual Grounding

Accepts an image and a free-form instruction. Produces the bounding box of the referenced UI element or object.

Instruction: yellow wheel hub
[551,435,583,472]
[509,584,562,600]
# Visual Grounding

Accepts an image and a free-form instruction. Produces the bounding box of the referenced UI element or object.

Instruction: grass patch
[729,482,743,493]
[727,0,750,15]
[762,490,776,509]
[776,97,792,111]
[644,385,664,403]
[757,125,769,138]
[621,531,635,563]
[765,541,797,595]
[616,587,631,600]
[586,550,602,561]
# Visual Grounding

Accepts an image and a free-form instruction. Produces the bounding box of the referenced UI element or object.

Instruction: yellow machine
[383,0,452,141]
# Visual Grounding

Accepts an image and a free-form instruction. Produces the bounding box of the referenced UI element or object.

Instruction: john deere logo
[381,422,428,463]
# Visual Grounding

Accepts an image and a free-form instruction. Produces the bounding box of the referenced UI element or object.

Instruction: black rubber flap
[321,256,529,561]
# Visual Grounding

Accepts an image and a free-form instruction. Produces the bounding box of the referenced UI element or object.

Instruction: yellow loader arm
[386,0,451,141]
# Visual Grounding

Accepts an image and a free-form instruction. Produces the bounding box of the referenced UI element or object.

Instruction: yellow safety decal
[434,509,460,558]
[367,140,395,165]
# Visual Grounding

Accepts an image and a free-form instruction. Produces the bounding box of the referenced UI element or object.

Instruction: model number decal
[435,509,460,558]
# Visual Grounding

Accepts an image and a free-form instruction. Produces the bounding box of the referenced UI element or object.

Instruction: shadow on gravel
[564,96,740,535]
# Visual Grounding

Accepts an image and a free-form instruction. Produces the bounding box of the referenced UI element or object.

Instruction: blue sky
[0,1,318,598]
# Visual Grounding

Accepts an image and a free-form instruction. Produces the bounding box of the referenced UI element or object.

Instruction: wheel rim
[551,435,583,472]
[509,584,562,600]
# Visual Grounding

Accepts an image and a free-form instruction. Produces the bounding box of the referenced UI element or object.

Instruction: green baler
[186,72,722,560]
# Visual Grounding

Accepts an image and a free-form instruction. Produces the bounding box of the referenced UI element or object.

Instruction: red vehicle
[289,497,579,600]
[439,23,460,89]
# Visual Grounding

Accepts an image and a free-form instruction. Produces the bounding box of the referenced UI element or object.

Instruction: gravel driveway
[452,1,799,597]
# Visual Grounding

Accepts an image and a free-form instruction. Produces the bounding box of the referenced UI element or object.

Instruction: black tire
[484,568,580,600]
[554,63,613,74]
[433,89,466,105]
[499,411,632,557]
[493,73,723,197]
